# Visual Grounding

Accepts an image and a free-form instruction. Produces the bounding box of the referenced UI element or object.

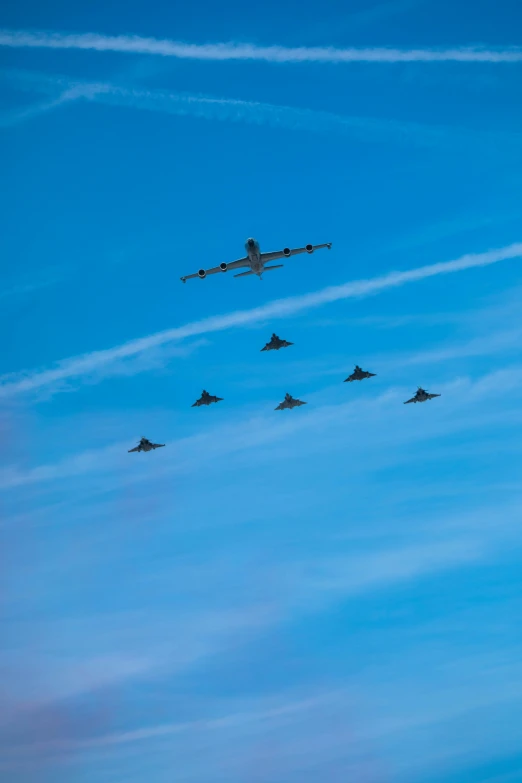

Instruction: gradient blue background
[1,1,522,781]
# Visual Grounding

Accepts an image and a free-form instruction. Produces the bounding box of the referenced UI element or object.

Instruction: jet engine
[305,244,314,254]
[283,247,291,257]
[220,262,227,272]
[198,269,206,279]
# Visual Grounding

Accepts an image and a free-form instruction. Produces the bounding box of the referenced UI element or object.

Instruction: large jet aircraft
[180,238,332,283]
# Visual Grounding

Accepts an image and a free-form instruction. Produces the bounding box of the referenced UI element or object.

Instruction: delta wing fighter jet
[180,238,332,283]
[344,365,376,383]
[192,390,223,407]
[128,437,165,453]
[275,393,307,411]
[404,387,441,404]
[261,333,294,352]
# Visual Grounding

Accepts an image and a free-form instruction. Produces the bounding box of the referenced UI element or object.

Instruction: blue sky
[1,1,522,781]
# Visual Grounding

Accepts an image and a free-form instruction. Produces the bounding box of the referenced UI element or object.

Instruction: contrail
[0,85,85,127]
[86,84,449,147]
[0,243,520,398]
[0,72,482,147]
[2,71,520,153]
[1,29,522,63]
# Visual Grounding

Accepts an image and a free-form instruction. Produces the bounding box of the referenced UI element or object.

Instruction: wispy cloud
[380,327,522,368]
[3,537,519,774]
[0,86,81,127]
[0,70,477,146]
[4,694,330,755]
[0,534,495,763]
[82,83,522,151]
[1,29,522,63]
[0,242,520,398]
[0,273,61,300]
[4,70,521,155]
[86,83,450,146]
[291,540,484,601]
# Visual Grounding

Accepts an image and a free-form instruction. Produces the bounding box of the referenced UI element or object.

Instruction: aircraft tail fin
[234,265,284,279]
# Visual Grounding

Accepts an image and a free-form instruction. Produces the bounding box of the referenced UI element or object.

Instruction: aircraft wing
[260,242,331,264]
[128,445,141,452]
[151,443,165,449]
[180,257,249,283]
[427,393,441,399]
[404,397,417,404]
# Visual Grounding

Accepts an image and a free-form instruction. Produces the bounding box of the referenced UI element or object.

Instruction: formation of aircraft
[128,236,444,452]
[180,237,332,283]
[128,437,165,453]
[404,387,441,404]
[261,333,293,352]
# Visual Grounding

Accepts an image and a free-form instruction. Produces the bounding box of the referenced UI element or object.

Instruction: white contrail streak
[0,72,473,146]
[0,243,520,398]
[87,84,448,146]
[1,29,522,63]
[0,85,86,127]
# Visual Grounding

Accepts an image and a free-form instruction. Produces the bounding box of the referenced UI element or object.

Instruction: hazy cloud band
[0,73,489,148]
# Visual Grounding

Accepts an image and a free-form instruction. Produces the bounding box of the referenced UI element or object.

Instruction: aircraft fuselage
[245,238,263,275]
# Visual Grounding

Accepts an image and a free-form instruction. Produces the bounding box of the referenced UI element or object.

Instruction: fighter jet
[180,237,332,283]
[275,393,307,411]
[261,333,294,352]
[192,390,224,407]
[344,365,376,383]
[128,437,165,453]
[404,387,441,404]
